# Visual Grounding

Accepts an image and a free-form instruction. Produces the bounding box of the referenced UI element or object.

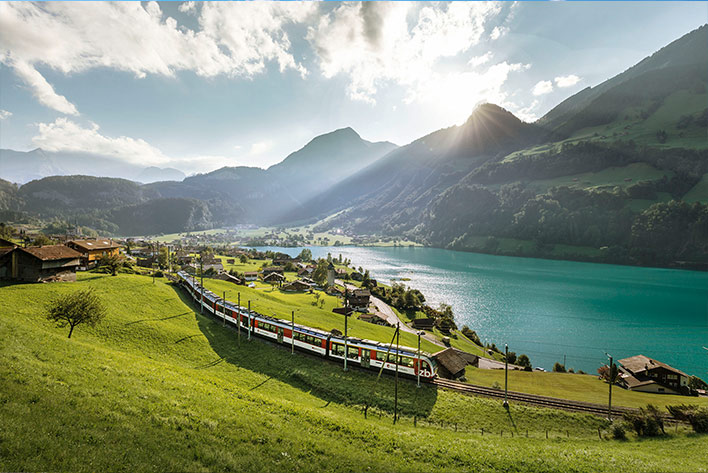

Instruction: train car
[176,271,436,380]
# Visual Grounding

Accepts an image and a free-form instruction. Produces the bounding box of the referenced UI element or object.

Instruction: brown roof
[0,238,17,248]
[618,354,688,378]
[68,239,122,251]
[433,348,467,376]
[19,245,82,261]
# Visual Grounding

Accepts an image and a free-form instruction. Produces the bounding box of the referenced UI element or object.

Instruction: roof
[19,245,82,261]
[619,354,688,378]
[68,239,122,251]
[433,348,467,375]
[352,289,370,297]
[0,238,17,248]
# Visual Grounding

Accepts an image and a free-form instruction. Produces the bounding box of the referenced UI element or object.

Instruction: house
[350,271,363,281]
[348,289,370,311]
[281,280,311,292]
[262,272,286,285]
[226,258,235,264]
[411,318,436,331]
[66,238,122,268]
[262,267,284,277]
[244,271,258,281]
[297,266,314,277]
[0,245,81,282]
[335,268,348,277]
[433,348,467,380]
[213,272,242,285]
[617,354,690,395]
[299,277,316,287]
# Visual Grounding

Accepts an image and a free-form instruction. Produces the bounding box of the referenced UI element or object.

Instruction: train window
[347,346,359,359]
[399,357,414,367]
[332,343,345,356]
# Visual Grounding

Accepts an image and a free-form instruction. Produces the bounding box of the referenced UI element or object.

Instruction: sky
[0,1,706,174]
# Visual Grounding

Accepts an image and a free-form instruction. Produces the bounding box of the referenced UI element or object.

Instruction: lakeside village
[2,225,706,403]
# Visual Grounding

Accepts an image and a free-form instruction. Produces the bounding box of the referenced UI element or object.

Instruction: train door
[361,349,371,368]
[277,327,284,344]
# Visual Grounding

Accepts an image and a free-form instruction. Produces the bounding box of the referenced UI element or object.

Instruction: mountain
[0,148,186,184]
[293,26,708,268]
[282,104,545,231]
[148,127,396,225]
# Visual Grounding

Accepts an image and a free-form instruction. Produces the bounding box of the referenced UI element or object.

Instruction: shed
[433,348,467,380]
[0,246,81,282]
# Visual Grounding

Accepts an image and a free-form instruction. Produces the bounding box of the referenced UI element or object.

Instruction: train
[177,271,437,380]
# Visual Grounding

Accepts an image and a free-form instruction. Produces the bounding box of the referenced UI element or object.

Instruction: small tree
[553,362,566,373]
[517,354,532,371]
[666,404,708,433]
[239,254,248,264]
[98,253,123,276]
[46,288,106,338]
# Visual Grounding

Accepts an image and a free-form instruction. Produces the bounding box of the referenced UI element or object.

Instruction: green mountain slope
[2,274,707,472]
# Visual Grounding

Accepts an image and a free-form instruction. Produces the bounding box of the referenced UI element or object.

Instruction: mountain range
[1,25,707,267]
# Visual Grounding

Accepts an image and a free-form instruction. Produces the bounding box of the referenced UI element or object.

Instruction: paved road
[336,279,444,348]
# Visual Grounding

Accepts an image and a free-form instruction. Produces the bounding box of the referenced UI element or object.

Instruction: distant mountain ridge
[0,148,186,184]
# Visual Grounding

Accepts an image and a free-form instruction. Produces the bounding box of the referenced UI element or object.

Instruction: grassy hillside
[2,274,708,472]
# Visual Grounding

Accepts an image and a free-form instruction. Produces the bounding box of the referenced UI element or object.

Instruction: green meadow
[1,273,707,472]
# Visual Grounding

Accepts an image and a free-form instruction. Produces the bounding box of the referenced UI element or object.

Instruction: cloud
[512,100,540,123]
[532,80,553,96]
[0,1,317,112]
[490,25,509,40]
[32,118,168,166]
[9,60,79,115]
[555,74,581,88]
[307,2,504,104]
[0,109,12,120]
[468,51,492,67]
[249,141,274,156]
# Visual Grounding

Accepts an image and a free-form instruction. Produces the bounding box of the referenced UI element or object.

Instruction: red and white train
[178,271,436,379]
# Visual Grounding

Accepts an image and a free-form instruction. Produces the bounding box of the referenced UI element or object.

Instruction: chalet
[262,272,286,285]
[67,238,122,268]
[243,271,258,281]
[300,277,316,287]
[348,289,371,311]
[281,280,311,292]
[213,272,242,285]
[618,355,689,395]
[350,271,363,281]
[411,318,436,331]
[226,258,235,264]
[433,348,467,380]
[262,267,284,277]
[0,245,81,282]
[297,266,314,277]
[177,255,194,265]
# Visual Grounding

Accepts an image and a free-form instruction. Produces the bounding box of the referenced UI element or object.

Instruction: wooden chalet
[243,271,258,281]
[66,238,122,268]
[348,289,371,311]
[281,280,311,292]
[433,348,467,380]
[618,354,689,395]
[262,272,286,285]
[411,318,436,331]
[0,245,81,282]
[262,267,284,276]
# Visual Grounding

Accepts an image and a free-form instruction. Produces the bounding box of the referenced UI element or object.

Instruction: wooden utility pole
[394,322,400,424]
[503,344,509,410]
[606,353,613,421]
[248,300,252,340]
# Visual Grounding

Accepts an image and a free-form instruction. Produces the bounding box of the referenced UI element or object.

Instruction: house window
[667,374,677,380]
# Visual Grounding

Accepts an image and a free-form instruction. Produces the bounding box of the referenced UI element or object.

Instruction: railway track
[431,378,681,421]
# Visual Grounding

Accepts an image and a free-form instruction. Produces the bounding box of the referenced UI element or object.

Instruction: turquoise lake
[254,246,708,376]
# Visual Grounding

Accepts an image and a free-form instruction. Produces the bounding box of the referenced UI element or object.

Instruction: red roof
[68,239,122,251]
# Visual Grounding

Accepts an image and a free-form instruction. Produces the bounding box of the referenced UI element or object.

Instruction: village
[0,229,703,402]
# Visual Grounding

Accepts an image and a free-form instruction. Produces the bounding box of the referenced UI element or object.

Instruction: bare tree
[46,288,107,338]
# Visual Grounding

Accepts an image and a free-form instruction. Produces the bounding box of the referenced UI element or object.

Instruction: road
[335,279,444,348]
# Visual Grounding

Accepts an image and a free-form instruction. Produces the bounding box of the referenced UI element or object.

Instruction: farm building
[0,245,81,282]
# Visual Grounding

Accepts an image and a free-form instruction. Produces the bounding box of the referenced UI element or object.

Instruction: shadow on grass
[125,311,191,326]
[169,283,438,418]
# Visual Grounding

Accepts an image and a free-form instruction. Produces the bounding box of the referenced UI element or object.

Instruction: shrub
[666,405,708,433]
[553,362,566,373]
[517,354,532,371]
[623,404,665,437]
[491,381,502,390]
[611,422,627,440]
[460,325,482,346]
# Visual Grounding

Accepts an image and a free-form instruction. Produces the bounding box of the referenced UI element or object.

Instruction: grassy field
[2,273,708,472]
[528,163,672,194]
[684,173,708,203]
[464,367,708,410]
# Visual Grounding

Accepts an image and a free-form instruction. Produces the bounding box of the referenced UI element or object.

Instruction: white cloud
[555,74,581,88]
[307,2,504,104]
[490,25,509,40]
[511,100,540,123]
[468,51,492,67]
[532,80,553,96]
[8,60,79,115]
[0,1,317,112]
[0,109,12,120]
[32,118,168,166]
